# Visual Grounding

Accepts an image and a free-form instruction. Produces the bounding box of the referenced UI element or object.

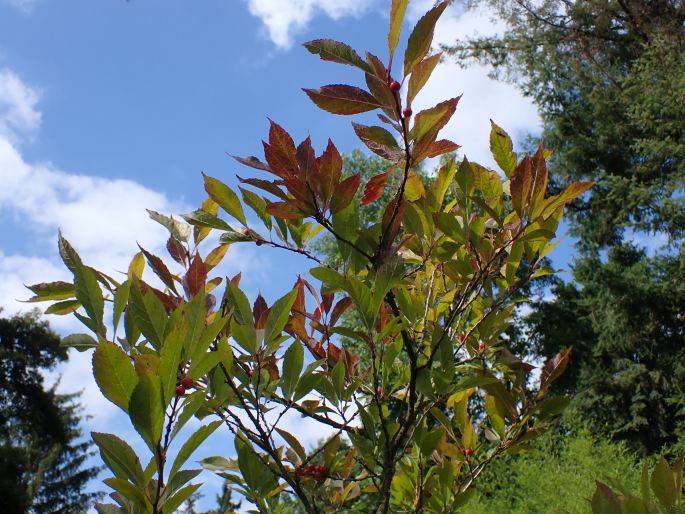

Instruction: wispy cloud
[0,69,264,424]
[2,0,37,14]
[0,69,41,144]
[243,0,378,48]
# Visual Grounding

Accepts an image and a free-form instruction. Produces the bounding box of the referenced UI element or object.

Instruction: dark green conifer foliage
[445,0,685,454]
[0,311,101,513]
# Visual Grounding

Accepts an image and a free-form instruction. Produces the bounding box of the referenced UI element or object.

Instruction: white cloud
[0,69,41,143]
[0,70,267,426]
[244,0,377,48]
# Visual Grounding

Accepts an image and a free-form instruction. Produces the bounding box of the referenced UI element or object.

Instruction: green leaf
[409,96,460,144]
[281,342,304,399]
[407,52,441,105]
[240,187,271,230]
[159,318,186,406]
[61,333,98,352]
[235,435,277,494]
[199,456,233,471]
[45,299,81,315]
[352,123,401,161]
[403,1,447,76]
[74,265,105,335]
[57,232,83,272]
[103,477,150,510]
[113,280,130,334]
[303,85,379,115]
[94,503,121,514]
[25,280,75,302]
[170,420,222,477]
[161,483,201,514]
[188,350,227,380]
[93,341,138,412]
[303,39,371,73]
[147,209,191,242]
[128,278,168,348]
[388,0,408,60]
[651,457,676,510]
[182,209,234,231]
[489,120,517,177]
[310,267,346,291]
[202,174,247,226]
[331,358,346,403]
[128,373,164,452]
[264,289,297,347]
[484,395,505,439]
[275,428,307,463]
[92,432,145,487]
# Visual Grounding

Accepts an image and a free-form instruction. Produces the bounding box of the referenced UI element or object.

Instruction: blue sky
[0,0,556,510]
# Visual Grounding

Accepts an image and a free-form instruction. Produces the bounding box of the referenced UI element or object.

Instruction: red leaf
[322,291,334,314]
[237,176,288,201]
[329,297,352,327]
[138,245,178,295]
[327,341,342,365]
[253,294,269,330]
[306,337,326,360]
[150,286,180,312]
[263,141,298,179]
[417,139,460,160]
[166,237,187,266]
[296,136,318,180]
[286,278,307,341]
[510,155,533,216]
[303,39,372,73]
[531,145,548,201]
[316,139,343,210]
[268,119,297,163]
[303,84,380,115]
[183,254,207,298]
[266,201,305,220]
[538,347,572,397]
[381,195,406,242]
[232,154,272,172]
[329,173,361,214]
[361,170,392,205]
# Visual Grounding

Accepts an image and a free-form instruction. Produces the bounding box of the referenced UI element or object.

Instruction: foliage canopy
[32,2,592,512]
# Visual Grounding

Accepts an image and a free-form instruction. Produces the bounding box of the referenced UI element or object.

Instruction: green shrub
[465,419,641,514]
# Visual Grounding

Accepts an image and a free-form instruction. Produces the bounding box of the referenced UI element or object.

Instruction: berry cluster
[175,376,194,396]
[297,464,328,480]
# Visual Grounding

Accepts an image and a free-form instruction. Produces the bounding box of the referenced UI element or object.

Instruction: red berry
[180,376,194,389]
[479,340,486,351]
[255,239,264,246]
[175,385,186,396]
[248,367,254,377]
[389,80,401,92]
[402,106,412,118]
[465,448,473,456]
[376,386,384,397]
[527,426,535,433]
[458,334,466,344]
